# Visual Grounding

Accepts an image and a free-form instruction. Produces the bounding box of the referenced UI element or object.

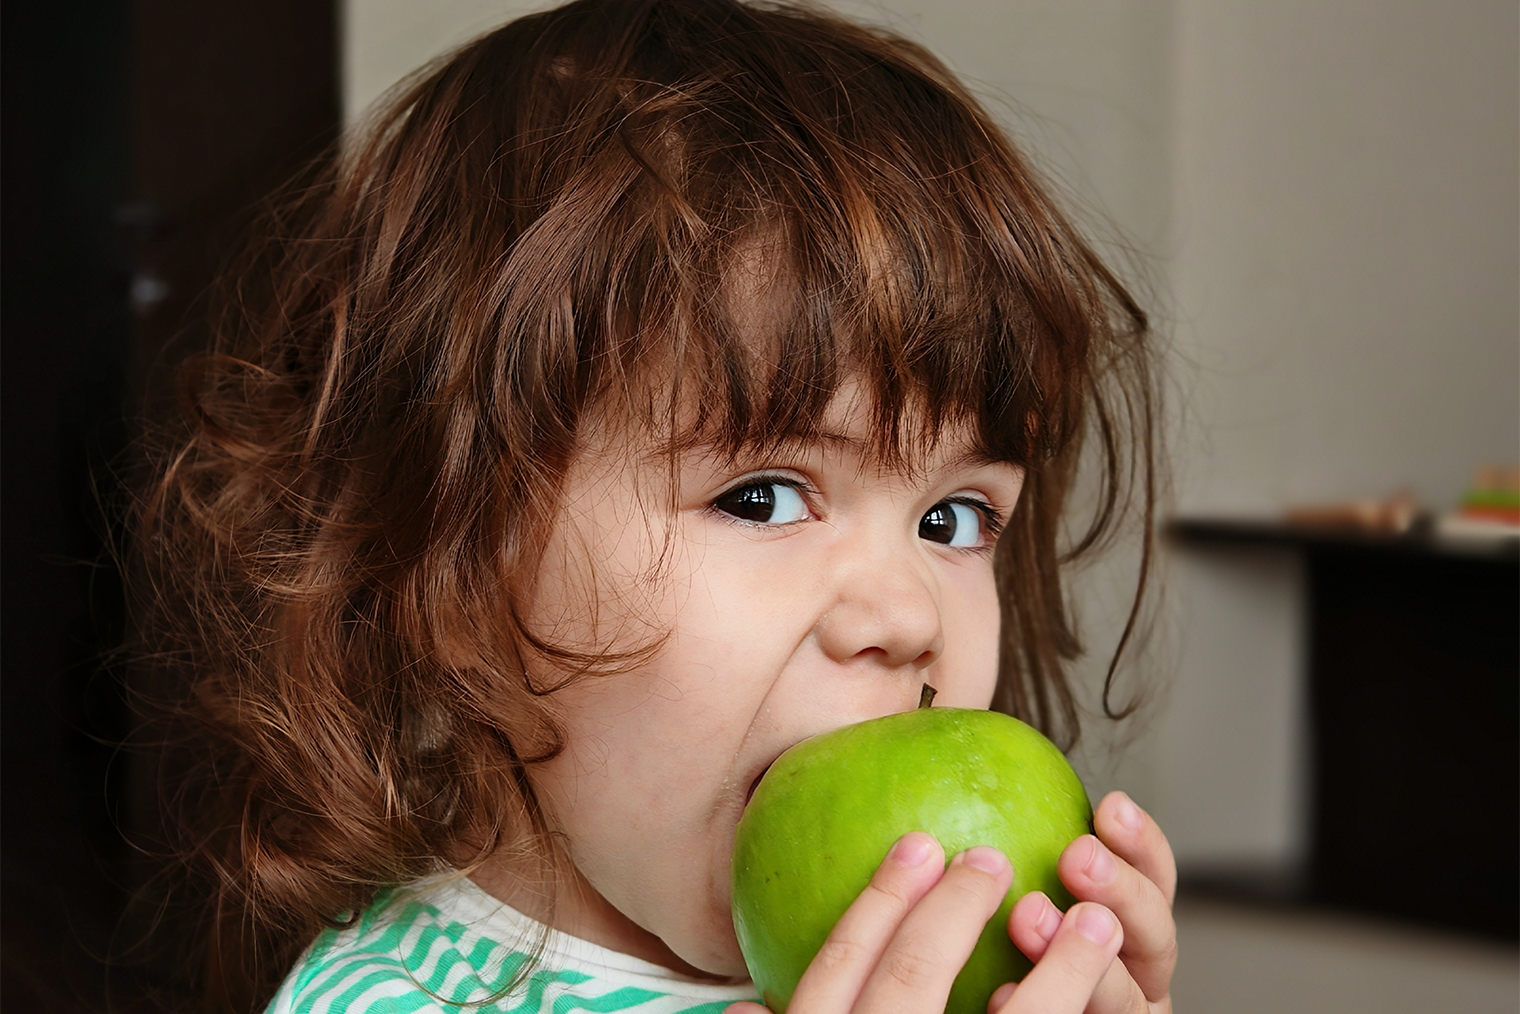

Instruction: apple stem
[918,684,937,709]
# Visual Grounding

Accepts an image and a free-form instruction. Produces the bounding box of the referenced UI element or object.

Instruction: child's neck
[469,856,739,983]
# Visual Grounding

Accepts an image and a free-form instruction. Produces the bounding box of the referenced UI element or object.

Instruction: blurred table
[1169,517,1519,940]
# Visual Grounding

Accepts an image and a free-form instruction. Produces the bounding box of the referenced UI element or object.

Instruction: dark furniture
[1170,518,1519,940]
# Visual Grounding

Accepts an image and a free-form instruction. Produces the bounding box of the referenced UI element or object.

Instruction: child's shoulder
[264,874,758,1014]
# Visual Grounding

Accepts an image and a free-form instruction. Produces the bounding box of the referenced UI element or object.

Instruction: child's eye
[919,499,1001,548]
[710,479,812,525]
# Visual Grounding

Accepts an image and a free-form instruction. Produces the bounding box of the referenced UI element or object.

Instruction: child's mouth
[743,761,776,811]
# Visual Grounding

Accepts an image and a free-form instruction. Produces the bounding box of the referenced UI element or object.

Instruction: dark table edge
[1166,516,1520,564]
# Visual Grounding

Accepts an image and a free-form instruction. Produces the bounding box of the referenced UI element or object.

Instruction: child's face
[514,378,1022,978]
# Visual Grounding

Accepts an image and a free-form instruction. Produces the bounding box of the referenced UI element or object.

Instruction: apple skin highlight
[731,708,1092,1014]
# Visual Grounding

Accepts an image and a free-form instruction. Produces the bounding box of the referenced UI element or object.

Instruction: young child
[130,0,1175,1011]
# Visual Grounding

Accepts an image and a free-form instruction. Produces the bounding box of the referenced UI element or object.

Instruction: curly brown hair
[125,0,1158,1008]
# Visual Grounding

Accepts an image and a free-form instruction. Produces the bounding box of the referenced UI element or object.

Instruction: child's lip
[742,759,777,811]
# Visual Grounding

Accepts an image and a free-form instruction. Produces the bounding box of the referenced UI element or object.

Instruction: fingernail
[1073,905,1117,945]
[988,982,1016,1012]
[1082,837,1116,884]
[954,846,1010,877]
[1031,896,1061,942]
[1115,794,1144,833]
[889,833,935,868]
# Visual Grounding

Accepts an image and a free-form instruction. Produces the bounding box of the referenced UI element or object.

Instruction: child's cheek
[933,563,1002,709]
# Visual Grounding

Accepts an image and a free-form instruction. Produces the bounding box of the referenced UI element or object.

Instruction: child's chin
[670,923,748,980]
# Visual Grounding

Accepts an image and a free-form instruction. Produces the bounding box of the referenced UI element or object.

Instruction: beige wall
[341,0,1519,872]
[1172,0,1518,514]
[1157,0,1517,870]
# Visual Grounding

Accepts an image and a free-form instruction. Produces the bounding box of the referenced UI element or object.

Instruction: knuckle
[1058,942,1109,985]
[1152,934,1180,974]
[944,870,1003,912]
[864,876,917,911]
[881,944,943,992]
[813,934,863,972]
[1040,950,1098,1000]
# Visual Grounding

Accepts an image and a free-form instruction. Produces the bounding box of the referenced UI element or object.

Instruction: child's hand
[726,833,1126,1014]
[1001,791,1177,1014]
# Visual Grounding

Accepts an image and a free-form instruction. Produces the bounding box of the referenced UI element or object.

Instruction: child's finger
[1008,893,1153,1014]
[992,953,1149,1014]
[991,902,1124,1014]
[1057,834,1176,1003]
[786,832,947,1014]
[725,1004,771,1014]
[850,846,1013,1014]
[1007,890,1061,963]
[1082,956,1152,1014]
[1094,791,1177,905]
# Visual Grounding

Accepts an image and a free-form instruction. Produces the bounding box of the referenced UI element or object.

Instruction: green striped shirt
[266,875,759,1014]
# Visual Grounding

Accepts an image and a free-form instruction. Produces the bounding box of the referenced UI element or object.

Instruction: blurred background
[3,1,1516,1010]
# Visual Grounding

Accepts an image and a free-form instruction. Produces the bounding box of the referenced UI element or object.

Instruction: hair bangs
[533,1,1100,473]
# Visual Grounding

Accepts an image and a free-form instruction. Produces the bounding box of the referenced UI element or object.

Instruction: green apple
[731,705,1092,1014]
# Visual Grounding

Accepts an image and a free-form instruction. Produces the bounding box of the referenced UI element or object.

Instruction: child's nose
[814,551,944,671]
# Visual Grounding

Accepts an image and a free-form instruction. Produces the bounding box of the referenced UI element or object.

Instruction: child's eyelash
[711,473,820,499]
[722,472,815,490]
